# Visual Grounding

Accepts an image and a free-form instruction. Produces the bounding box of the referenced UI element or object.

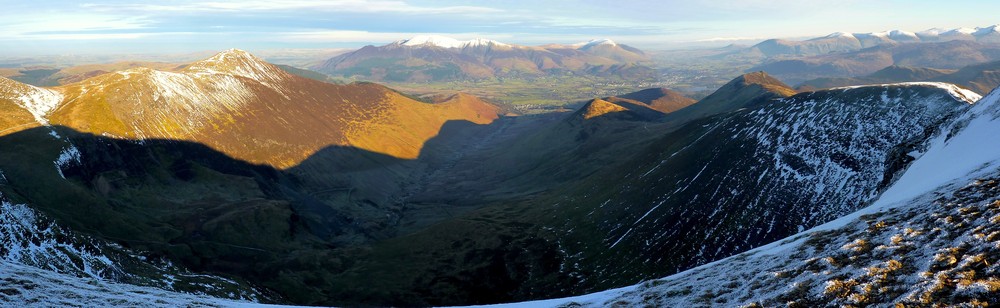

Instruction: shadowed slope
[0,117,509,305]
[321,82,975,306]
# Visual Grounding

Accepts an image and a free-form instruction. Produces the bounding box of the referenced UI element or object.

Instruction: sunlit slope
[45,49,500,168]
[0,77,49,134]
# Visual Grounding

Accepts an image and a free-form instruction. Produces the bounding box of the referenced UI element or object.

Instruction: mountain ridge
[523,78,1000,308]
[749,24,1000,57]
[0,49,503,169]
[312,36,652,82]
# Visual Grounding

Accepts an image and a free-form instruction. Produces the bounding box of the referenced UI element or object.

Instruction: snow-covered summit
[0,76,63,125]
[917,28,948,36]
[183,48,286,85]
[460,38,510,48]
[887,29,918,39]
[822,32,856,39]
[398,35,463,48]
[806,25,1000,44]
[394,35,509,48]
[974,24,1000,36]
[575,38,618,49]
[943,27,977,35]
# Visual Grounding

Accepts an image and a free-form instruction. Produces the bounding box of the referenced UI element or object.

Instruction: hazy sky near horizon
[2,0,999,55]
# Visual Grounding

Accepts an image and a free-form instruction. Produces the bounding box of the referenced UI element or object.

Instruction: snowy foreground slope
[0,261,265,307]
[486,87,1000,306]
[0,199,267,307]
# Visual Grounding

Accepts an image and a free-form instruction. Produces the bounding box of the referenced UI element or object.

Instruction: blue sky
[2,0,999,55]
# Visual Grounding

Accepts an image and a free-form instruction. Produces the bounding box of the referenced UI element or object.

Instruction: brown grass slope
[605,87,697,115]
[0,77,42,134]
[44,49,500,169]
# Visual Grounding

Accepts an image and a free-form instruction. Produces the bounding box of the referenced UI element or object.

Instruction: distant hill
[797,65,956,91]
[312,36,653,82]
[662,71,796,126]
[750,40,1000,85]
[578,88,699,120]
[799,61,1000,95]
[0,62,183,86]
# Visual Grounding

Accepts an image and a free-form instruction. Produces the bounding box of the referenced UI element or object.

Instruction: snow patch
[575,38,618,49]
[53,145,81,179]
[830,82,981,104]
[395,35,509,48]
[823,32,856,39]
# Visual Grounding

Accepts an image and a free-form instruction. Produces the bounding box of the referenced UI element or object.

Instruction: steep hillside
[405,87,695,207]
[0,77,50,133]
[540,80,1000,308]
[308,83,976,306]
[312,36,653,82]
[0,51,508,306]
[0,193,265,305]
[46,49,500,168]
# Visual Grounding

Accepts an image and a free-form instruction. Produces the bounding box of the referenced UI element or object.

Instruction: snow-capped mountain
[751,24,1000,57]
[574,38,618,48]
[394,35,510,48]
[525,82,1000,308]
[312,36,651,82]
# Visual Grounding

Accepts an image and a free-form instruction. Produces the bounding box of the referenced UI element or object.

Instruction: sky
[2,0,1000,56]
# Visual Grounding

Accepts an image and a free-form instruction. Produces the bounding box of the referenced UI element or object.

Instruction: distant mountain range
[749,25,1000,57]
[747,40,1000,85]
[311,35,653,82]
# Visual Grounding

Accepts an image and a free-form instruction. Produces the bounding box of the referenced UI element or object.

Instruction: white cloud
[17,33,152,40]
[694,37,767,42]
[277,30,510,44]
[0,14,152,40]
[81,0,502,14]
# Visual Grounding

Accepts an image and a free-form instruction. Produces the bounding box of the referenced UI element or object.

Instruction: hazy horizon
[2,0,1000,56]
